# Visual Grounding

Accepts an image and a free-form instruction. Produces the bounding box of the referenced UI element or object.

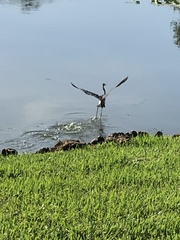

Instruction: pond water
[0,0,180,153]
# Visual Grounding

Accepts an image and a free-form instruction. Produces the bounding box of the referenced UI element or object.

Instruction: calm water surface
[0,0,180,152]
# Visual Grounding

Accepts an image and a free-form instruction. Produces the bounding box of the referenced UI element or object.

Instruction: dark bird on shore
[71,76,128,118]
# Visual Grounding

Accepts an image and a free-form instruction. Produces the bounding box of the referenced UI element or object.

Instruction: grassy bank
[0,136,180,239]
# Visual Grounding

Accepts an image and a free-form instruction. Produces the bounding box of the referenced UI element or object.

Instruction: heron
[71,76,128,118]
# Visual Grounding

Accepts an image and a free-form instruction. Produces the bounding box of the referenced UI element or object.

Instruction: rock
[125,132,131,138]
[36,147,51,154]
[154,131,163,137]
[2,148,18,157]
[106,132,130,144]
[130,130,138,137]
[90,136,105,145]
[106,132,124,142]
[117,134,130,144]
[172,134,180,138]
[53,139,86,151]
[137,131,149,136]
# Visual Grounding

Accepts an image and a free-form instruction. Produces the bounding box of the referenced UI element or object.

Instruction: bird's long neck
[102,84,106,95]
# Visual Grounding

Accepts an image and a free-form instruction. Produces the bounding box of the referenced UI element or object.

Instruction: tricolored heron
[71,76,128,117]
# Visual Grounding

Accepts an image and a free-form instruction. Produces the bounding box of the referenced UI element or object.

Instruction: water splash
[17,117,106,152]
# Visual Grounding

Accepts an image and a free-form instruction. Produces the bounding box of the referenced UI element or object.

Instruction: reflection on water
[170,6,180,47]
[151,0,180,6]
[0,0,180,153]
[151,0,180,48]
[171,20,180,47]
[0,0,53,11]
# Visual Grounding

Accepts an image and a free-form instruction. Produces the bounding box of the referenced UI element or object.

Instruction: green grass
[0,136,180,239]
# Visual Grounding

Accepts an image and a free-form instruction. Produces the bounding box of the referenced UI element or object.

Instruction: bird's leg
[95,107,99,118]
[100,108,103,117]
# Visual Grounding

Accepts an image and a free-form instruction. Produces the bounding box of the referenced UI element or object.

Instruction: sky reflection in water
[0,0,180,152]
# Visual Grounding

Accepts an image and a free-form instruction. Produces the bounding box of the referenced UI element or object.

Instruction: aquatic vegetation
[0,136,180,239]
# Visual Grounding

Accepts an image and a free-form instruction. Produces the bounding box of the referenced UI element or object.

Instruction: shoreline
[1,130,180,156]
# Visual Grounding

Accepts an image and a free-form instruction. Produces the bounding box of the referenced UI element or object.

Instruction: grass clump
[0,136,180,239]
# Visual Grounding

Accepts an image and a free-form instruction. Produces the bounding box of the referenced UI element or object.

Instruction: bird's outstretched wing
[115,76,128,88]
[102,76,128,99]
[71,82,101,100]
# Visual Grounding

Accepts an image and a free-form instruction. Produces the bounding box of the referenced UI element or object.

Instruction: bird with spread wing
[71,76,128,118]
